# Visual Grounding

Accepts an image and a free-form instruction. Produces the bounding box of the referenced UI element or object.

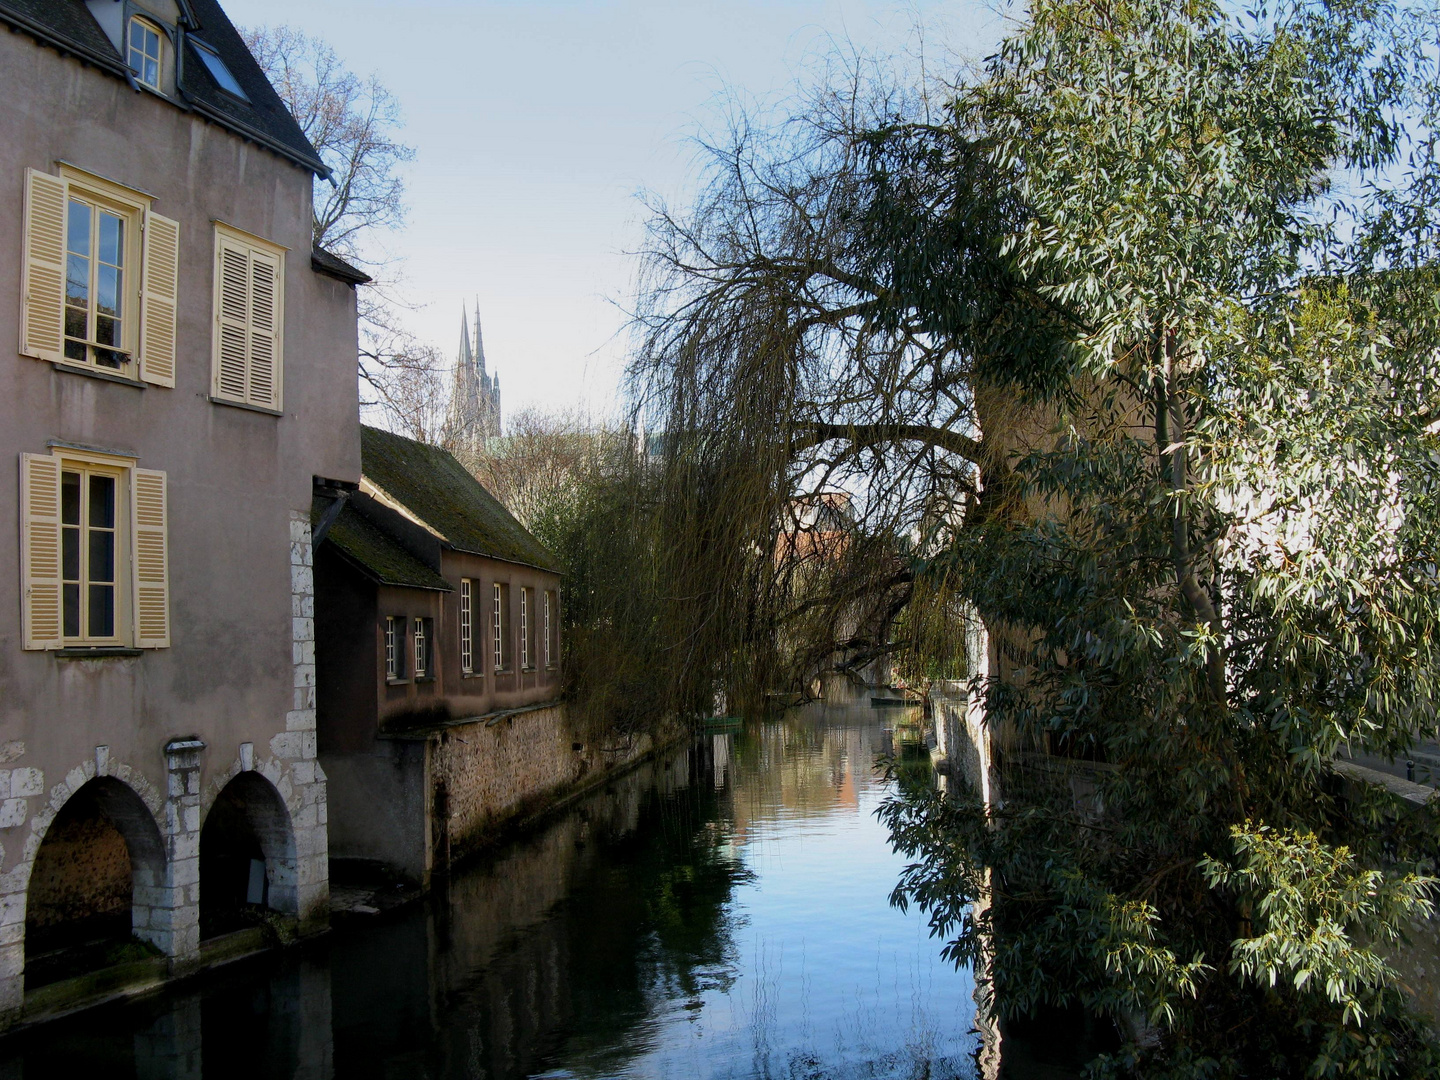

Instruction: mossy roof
[319,502,453,592]
[360,425,562,573]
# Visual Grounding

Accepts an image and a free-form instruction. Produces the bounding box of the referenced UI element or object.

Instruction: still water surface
[0,705,987,1078]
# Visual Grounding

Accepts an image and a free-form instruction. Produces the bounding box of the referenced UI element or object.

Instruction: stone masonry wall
[431,705,675,864]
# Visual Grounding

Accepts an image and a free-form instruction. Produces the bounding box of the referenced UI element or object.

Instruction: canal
[0,704,1004,1079]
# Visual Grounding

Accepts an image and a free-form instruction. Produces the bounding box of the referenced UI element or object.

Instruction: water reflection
[0,704,981,1079]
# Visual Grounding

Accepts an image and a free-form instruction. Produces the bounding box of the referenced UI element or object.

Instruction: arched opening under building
[25,777,166,989]
[200,773,297,939]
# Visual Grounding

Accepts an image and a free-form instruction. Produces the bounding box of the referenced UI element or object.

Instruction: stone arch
[24,776,167,987]
[200,771,298,937]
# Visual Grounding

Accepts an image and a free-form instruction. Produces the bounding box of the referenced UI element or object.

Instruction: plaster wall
[0,32,358,1011]
[322,740,429,884]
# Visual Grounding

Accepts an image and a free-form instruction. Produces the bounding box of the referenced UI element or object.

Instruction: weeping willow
[628,0,1440,1074]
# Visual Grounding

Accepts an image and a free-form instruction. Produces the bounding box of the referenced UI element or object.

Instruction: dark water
[0,705,989,1079]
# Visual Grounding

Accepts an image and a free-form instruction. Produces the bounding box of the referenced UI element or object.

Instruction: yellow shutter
[20,454,63,650]
[214,237,250,402]
[247,248,282,410]
[139,210,179,387]
[20,170,67,362]
[131,468,170,648]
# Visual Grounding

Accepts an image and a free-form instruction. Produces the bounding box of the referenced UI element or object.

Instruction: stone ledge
[1334,760,1437,808]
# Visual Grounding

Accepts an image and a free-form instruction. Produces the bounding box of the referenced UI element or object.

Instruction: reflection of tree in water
[344,739,755,1080]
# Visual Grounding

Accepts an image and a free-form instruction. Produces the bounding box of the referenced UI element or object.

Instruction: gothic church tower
[445,301,502,457]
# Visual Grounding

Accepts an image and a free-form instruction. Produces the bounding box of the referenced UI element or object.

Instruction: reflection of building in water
[712,733,730,789]
[720,704,912,845]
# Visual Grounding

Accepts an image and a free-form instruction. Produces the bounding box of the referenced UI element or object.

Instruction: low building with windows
[314,426,568,886]
[0,0,364,1024]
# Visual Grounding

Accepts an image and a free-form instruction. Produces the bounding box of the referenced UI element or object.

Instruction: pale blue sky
[225,0,1004,419]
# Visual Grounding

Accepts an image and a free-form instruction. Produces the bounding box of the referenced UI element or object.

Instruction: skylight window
[190,39,248,101]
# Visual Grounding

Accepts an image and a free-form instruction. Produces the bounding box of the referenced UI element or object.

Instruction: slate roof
[317,501,453,592]
[311,246,371,286]
[0,0,328,177]
[361,425,563,573]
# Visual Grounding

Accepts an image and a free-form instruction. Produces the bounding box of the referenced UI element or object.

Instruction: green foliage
[632,0,1440,1071]
[1201,825,1433,1026]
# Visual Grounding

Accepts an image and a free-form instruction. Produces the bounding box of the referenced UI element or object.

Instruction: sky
[224,0,1006,422]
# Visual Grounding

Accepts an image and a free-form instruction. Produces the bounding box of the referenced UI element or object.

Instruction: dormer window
[127,17,162,91]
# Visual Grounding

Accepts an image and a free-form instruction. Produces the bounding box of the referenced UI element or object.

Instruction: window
[64,197,128,369]
[385,616,405,680]
[524,587,535,673]
[545,590,557,668]
[414,617,433,679]
[61,467,119,641]
[189,38,249,100]
[459,579,474,675]
[493,583,510,672]
[21,168,178,386]
[20,452,169,651]
[212,224,285,412]
[521,587,538,673]
[128,18,162,91]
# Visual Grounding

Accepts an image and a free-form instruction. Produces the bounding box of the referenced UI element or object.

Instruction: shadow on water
[0,704,1086,1079]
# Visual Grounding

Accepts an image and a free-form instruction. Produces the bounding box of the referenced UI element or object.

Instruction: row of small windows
[22,166,285,412]
[389,585,557,683]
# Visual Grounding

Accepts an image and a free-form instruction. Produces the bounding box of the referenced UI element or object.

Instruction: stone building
[314,425,566,886]
[443,303,502,459]
[0,0,364,1024]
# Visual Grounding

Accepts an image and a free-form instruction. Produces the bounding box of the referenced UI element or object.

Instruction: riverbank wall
[323,703,687,887]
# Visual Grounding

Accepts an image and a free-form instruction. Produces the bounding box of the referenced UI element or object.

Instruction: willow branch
[792,422,983,464]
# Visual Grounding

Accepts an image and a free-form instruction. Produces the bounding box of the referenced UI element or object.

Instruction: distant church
[445,302,502,457]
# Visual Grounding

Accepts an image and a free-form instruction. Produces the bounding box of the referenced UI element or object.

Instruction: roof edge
[441,540,563,576]
[311,245,371,285]
[0,8,330,180]
[0,7,131,79]
[325,538,455,593]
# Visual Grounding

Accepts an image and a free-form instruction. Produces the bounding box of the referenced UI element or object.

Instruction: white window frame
[385,616,404,681]
[414,617,432,679]
[459,578,474,675]
[492,582,509,672]
[520,587,530,670]
[544,590,554,668]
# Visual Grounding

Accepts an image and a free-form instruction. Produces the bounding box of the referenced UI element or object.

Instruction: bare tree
[464,409,598,530]
[242,26,449,437]
[242,26,412,255]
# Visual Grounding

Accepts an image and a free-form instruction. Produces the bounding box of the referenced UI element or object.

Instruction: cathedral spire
[445,300,502,454]
[473,298,487,378]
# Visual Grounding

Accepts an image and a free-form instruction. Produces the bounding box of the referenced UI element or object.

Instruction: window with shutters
[19,450,170,650]
[211,224,285,412]
[20,166,177,386]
